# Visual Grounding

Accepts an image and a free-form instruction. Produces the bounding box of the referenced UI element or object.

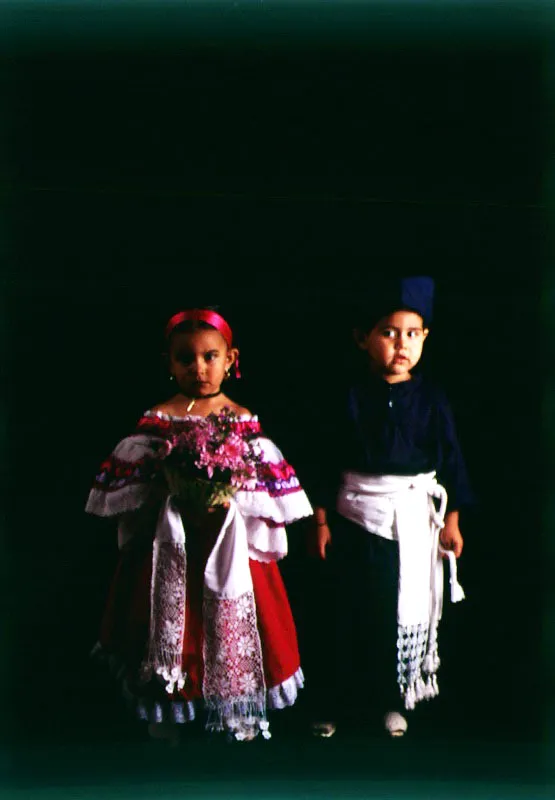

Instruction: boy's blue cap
[354,275,435,331]
[398,276,435,325]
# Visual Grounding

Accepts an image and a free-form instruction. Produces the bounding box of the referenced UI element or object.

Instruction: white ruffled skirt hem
[92,642,304,727]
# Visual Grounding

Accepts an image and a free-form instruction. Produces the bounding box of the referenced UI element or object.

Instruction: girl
[305,277,472,739]
[86,307,313,744]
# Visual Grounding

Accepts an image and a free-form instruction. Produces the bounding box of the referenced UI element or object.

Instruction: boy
[306,276,472,738]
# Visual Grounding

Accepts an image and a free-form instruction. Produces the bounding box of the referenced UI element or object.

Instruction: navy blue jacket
[307,372,474,512]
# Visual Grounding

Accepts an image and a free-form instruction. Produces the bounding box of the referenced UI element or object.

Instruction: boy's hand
[440,521,464,558]
[308,523,332,560]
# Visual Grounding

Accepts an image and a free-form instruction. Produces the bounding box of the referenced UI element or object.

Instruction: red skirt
[98,525,301,703]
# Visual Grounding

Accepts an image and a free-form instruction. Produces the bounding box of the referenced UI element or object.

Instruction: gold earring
[224,369,231,380]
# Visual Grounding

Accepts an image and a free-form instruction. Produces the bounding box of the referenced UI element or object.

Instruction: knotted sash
[336,471,465,710]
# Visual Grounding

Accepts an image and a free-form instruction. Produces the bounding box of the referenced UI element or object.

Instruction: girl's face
[356,310,429,383]
[168,329,237,397]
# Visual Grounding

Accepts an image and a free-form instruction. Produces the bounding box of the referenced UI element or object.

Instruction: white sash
[337,471,465,710]
[140,497,267,739]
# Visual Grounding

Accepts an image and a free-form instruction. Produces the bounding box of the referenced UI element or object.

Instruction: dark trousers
[303,512,401,723]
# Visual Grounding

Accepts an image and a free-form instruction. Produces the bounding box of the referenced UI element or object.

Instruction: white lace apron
[139,497,269,740]
[336,471,465,710]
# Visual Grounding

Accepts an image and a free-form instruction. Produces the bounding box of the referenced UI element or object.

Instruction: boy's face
[355,310,429,383]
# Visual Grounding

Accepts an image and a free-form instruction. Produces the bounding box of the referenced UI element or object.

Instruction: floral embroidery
[235,595,252,621]
[92,412,304,504]
[203,590,267,735]
[137,413,262,440]
[239,672,258,694]
[237,636,255,658]
[92,454,161,492]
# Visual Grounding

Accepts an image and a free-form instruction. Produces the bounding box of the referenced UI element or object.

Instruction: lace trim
[123,681,197,724]
[85,484,152,517]
[235,488,313,525]
[203,589,269,740]
[140,539,187,694]
[91,643,303,733]
[397,623,440,711]
[248,550,284,564]
[137,411,262,440]
[244,517,288,562]
[267,667,304,710]
[144,410,258,423]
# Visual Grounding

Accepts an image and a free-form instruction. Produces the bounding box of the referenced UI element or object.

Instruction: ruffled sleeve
[85,433,167,518]
[235,436,313,562]
[85,415,314,561]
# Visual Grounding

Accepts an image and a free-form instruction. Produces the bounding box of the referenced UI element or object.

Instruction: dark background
[1,1,553,795]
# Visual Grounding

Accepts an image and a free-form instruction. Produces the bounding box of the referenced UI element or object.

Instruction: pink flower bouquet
[160,408,262,510]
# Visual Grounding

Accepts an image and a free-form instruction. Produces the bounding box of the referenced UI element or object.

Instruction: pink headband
[165,309,233,347]
[165,309,241,378]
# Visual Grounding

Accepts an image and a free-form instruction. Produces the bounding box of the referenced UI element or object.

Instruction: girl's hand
[308,523,332,560]
[440,521,464,559]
